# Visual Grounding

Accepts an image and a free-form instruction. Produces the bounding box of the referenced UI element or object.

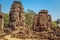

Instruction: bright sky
[0,0,60,21]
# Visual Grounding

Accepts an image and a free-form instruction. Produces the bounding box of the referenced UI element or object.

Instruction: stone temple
[9,1,26,31]
[7,1,27,38]
[31,10,60,40]
[32,10,52,32]
[0,1,60,40]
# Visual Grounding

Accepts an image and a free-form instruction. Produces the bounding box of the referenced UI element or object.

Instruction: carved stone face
[38,12,49,31]
[38,14,48,26]
[39,23,47,31]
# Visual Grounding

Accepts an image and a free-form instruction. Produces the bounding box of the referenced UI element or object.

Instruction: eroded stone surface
[9,1,26,31]
[32,10,52,32]
[0,1,60,40]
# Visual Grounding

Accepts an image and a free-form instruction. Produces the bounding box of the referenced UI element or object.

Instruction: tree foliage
[25,9,36,26]
[52,21,57,27]
[4,14,9,28]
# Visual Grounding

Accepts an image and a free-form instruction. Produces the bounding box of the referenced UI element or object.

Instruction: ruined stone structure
[32,10,52,32]
[31,10,60,40]
[0,5,4,34]
[0,1,60,40]
[7,1,27,38]
[9,1,26,31]
[31,10,53,39]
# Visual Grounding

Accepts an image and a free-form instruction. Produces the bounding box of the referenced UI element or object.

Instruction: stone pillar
[0,5,4,34]
[9,1,26,31]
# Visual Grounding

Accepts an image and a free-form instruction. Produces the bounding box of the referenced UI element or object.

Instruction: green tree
[25,9,36,26]
[52,21,57,27]
[4,14,9,28]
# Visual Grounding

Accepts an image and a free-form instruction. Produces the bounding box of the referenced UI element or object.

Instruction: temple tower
[9,1,26,31]
[32,10,52,32]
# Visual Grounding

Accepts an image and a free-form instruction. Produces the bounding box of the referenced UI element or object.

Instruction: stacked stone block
[31,10,53,39]
[9,1,26,31]
[32,10,52,32]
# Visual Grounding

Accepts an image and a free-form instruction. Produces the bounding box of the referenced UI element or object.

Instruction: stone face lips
[9,1,25,30]
[32,10,52,32]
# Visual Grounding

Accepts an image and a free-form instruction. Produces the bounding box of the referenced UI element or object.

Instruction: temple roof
[13,1,22,4]
[39,10,48,14]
